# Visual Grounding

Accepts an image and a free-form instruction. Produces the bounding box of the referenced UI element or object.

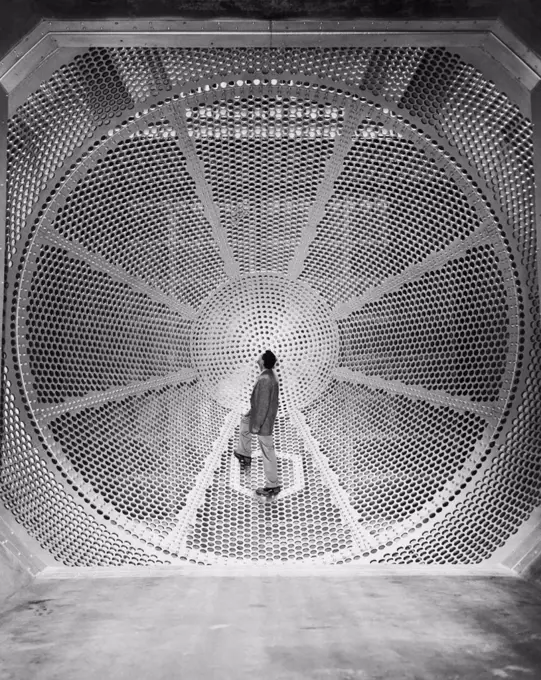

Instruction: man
[234,350,281,497]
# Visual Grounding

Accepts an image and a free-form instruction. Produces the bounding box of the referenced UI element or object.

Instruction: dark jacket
[249,369,279,436]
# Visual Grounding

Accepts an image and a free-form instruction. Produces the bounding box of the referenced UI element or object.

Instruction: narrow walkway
[1,565,540,680]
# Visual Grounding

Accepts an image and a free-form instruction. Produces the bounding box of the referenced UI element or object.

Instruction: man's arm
[250,377,272,433]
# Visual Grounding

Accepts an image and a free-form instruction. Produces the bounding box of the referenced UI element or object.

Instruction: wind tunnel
[1,37,540,569]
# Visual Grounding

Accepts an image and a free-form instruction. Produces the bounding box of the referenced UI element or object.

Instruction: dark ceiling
[0,0,538,64]
[14,0,508,20]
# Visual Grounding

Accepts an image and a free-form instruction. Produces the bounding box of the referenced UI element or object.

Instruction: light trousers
[237,414,280,488]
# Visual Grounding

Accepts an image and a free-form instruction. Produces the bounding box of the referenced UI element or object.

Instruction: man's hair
[262,350,277,369]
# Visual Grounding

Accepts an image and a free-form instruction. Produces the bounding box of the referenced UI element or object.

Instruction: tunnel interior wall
[1,41,540,568]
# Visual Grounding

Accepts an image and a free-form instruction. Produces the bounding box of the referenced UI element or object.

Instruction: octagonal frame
[0,17,540,576]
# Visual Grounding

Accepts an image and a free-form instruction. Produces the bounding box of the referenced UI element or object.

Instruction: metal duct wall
[1,46,539,567]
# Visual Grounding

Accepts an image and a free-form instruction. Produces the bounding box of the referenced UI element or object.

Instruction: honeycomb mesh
[1,45,538,567]
[25,247,192,403]
[191,273,339,413]
[50,130,229,309]
[304,382,488,529]
[1,373,154,565]
[190,96,340,277]
[300,123,482,306]
[337,245,510,400]
[46,383,228,531]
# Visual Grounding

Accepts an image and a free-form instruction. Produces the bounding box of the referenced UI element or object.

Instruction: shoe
[234,451,252,466]
[255,486,281,497]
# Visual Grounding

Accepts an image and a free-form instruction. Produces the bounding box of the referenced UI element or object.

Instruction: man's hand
[252,426,260,434]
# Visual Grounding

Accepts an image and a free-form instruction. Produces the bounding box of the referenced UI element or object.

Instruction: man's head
[258,350,277,370]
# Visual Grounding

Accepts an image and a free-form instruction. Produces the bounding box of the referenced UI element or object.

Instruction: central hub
[191,273,339,413]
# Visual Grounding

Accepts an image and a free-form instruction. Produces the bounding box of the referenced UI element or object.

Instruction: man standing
[234,350,281,497]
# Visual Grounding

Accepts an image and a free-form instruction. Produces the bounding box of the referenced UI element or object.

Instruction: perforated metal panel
[1,45,538,567]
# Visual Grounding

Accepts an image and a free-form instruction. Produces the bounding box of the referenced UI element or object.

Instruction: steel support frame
[534,80,541,325]
[0,18,539,105]
[487,76,541,569]
[0,80,56,570]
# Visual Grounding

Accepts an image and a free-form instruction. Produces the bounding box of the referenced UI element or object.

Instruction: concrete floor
[1,565,541,680]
